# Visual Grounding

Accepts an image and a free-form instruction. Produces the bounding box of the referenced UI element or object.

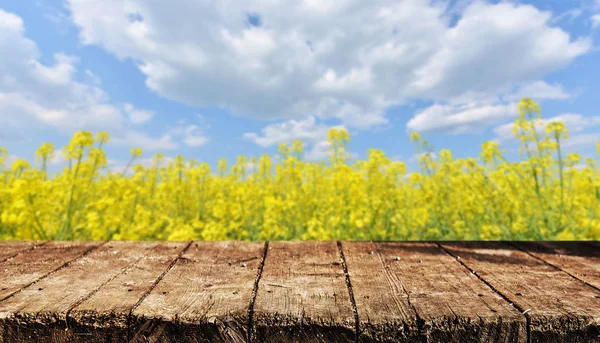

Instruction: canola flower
[1,98,599,241]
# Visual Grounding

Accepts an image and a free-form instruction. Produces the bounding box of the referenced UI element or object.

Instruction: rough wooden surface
[343,242,526,343]
[439,242,600,343]
[0,241,599,343]
[130,241,265,343]
[251,241,355,343]
[511,241,600,290]
[0,242,42,263]
[70,241,189,342]
[0,241,101,302]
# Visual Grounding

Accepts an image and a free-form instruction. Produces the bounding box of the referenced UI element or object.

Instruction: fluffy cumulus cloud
[0,9,175,150]
[407,102,518,134]
[65,0,591,139]
[407,80,574,135]
[493,113,600,145]
[124,103,153,124]
[243,116,335,148]
[492,111,600,154]
[243,116,349,161]
[0,10,119,131]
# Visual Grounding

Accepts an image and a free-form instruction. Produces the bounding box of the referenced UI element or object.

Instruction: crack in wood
[0,241,107,304]
[506,241,600,294]
[436,242,531,343]
[246,241,268,343]
[0,241,47,264]
[126,240,193,342]
[337,241,360,343]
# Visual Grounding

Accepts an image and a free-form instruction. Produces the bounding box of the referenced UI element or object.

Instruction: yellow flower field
[1,98,599,241]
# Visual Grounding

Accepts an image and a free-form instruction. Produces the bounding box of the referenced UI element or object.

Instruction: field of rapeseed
[1,98,599,241]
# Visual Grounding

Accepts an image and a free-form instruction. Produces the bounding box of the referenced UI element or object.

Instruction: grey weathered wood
[0,241,42,263]
[343,242,526,342]
[440,242,600,343]
[251,241,355,343]
[130,241,265,343]
[512,241,600,290]
[0,241,164,342]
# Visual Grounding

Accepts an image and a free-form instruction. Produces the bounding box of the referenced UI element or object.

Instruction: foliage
[1,98,599,241]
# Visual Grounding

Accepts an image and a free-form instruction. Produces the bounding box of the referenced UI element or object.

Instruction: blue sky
[1,0,600,175]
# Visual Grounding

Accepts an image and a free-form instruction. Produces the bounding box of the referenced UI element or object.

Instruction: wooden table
[0,241,598,342]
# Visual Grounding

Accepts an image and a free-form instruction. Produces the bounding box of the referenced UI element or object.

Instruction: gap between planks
[246,242,269,343]
[337,241,360,343]
[126,241,194,341]
[0,241,48,264]
[435,242,532,343]
[506,241,600,294]
[0,241,107,304]
[3,241,596,342]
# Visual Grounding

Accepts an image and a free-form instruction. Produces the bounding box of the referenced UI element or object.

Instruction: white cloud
[303,139,359,162]
[406,79,571,135]
[550,8,583,24]
[0,10,125,133]
[166,124,209,148]
[110,131,178,150]
[84,69,101,85]
[243,116,337,148]
[502,81,570,102]
[50,153,67,166]
[0,9,175,152]
[182,125,208,147]
[407,102,518,134]
[66,0,590,131]
[243,116,361,162]
[493,113,600,142]
[409,2,590,99]
[561,133,600,151]
[304,140,332,161]
[124,103,153,124]
[0,9,123,132]
[592,14,600,28]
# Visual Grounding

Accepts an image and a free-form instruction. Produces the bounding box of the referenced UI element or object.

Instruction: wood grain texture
[0,241,161,343]
[0,241,101,301]
[130,241,265,343]
[343,242,526,343]
[440,241,600,343]
[511,241,600,290]
[68,241,190,342]
[0,242,42,263]
[0,241,599,342]
[251,241,355,343]
[340,241,419,342]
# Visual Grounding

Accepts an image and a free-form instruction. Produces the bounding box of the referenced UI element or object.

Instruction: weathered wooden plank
[66,241,190,342]
[130,241,265,343]
[251,241,355,343]
[440,242,600,343]
[512,241,600,290]
[343,242,526,343]
[0,241,165,343]
[0,241,101,301]
[340,241,419,342]
[0,241,42,263]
